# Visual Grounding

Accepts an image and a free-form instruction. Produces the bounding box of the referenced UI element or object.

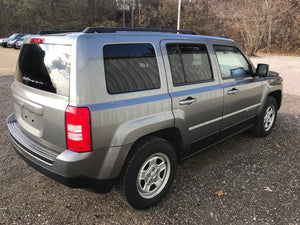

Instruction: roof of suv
[35,27,234,42]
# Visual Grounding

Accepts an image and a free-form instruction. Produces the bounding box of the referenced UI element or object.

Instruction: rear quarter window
[103,43,160,94]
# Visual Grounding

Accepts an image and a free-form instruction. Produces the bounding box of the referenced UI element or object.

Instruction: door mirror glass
[256,64,269,76]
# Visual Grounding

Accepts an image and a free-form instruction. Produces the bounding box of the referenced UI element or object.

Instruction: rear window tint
[16,44,71,96]
[104,43,160,94]
[167,43,213,86]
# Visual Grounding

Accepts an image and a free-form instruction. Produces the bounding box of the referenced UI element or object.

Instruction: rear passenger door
[160,40,223,149]
[212,44,262,130]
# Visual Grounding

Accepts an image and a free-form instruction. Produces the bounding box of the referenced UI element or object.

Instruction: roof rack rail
[82,27,196,35]
[38,30,79,35]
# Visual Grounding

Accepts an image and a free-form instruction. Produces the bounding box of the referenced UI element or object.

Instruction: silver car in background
[3,33,27,48]
[14,35,31,49]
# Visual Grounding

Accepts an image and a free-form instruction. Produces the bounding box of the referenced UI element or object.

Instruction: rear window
[167,43,213,86]
[16,44,71,96]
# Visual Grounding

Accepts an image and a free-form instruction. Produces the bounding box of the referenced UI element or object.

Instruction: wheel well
[269,90,282,110]
[131,128,183,160]
[149,128,184,158]
[118,128,184,178]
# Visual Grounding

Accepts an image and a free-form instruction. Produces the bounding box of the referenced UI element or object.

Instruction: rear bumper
[6,114,129,192]
[15,148,115,192]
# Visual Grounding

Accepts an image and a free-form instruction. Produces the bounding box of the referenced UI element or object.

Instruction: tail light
[30,38,45,44]
[10,82,14,97]
[65,106,92,152]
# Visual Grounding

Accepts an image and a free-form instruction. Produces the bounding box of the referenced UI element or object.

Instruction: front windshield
[9,34,17,39]
[15,34,25,39]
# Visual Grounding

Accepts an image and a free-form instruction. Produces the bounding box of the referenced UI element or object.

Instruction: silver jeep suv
[7,27,282,209]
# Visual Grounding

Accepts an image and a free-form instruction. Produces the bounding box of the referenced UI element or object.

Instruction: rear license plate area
[21,108,40,129]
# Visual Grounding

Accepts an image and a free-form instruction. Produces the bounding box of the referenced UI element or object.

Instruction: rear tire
[117,136,177,209]
[252,96,278,137]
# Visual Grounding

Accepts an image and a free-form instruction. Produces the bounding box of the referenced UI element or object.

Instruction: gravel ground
[0,48,299,224]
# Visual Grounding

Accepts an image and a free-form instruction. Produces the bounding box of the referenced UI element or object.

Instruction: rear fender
[110,111,175,146]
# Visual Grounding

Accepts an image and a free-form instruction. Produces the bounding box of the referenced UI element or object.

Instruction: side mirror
[256,64,269,77]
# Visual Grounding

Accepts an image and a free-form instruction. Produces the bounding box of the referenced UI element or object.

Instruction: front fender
[258,76,282,114]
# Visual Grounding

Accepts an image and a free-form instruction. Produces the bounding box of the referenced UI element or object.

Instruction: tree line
[0,0,299,55]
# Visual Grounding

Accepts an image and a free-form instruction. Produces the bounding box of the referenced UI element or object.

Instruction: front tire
[252,96,278,137]
[118,136,177,209]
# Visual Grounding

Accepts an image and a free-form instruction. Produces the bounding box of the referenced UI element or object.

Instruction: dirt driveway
[250,56,300,96]
[0,48,18,76]
[0,48,299,224]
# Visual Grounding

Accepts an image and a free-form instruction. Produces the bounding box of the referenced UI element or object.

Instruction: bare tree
[0,0,299,55]
[128,0,136,27]
[207,0,269,55]
[0,0,10,34]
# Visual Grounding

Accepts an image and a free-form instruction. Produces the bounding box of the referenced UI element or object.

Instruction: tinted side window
[104,44,160,94]
[167,43,213,86]
[214,45,252,78]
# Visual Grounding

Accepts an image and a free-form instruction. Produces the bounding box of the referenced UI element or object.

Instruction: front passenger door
[213,45,262,130]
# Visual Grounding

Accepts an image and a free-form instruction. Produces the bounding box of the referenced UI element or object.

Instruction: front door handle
[227,88,239,95]
[179,96,196,105]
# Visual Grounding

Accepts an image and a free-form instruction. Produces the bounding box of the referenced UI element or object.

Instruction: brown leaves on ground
[275,144,280,148]
[215,190,224,196]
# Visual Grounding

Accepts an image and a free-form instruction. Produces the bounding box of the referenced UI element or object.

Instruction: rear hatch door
[13,37,73,153]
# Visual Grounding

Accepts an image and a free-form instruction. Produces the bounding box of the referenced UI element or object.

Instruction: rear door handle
[179,97,196,105]
[227,88,239,95]
[13,96,43,115]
